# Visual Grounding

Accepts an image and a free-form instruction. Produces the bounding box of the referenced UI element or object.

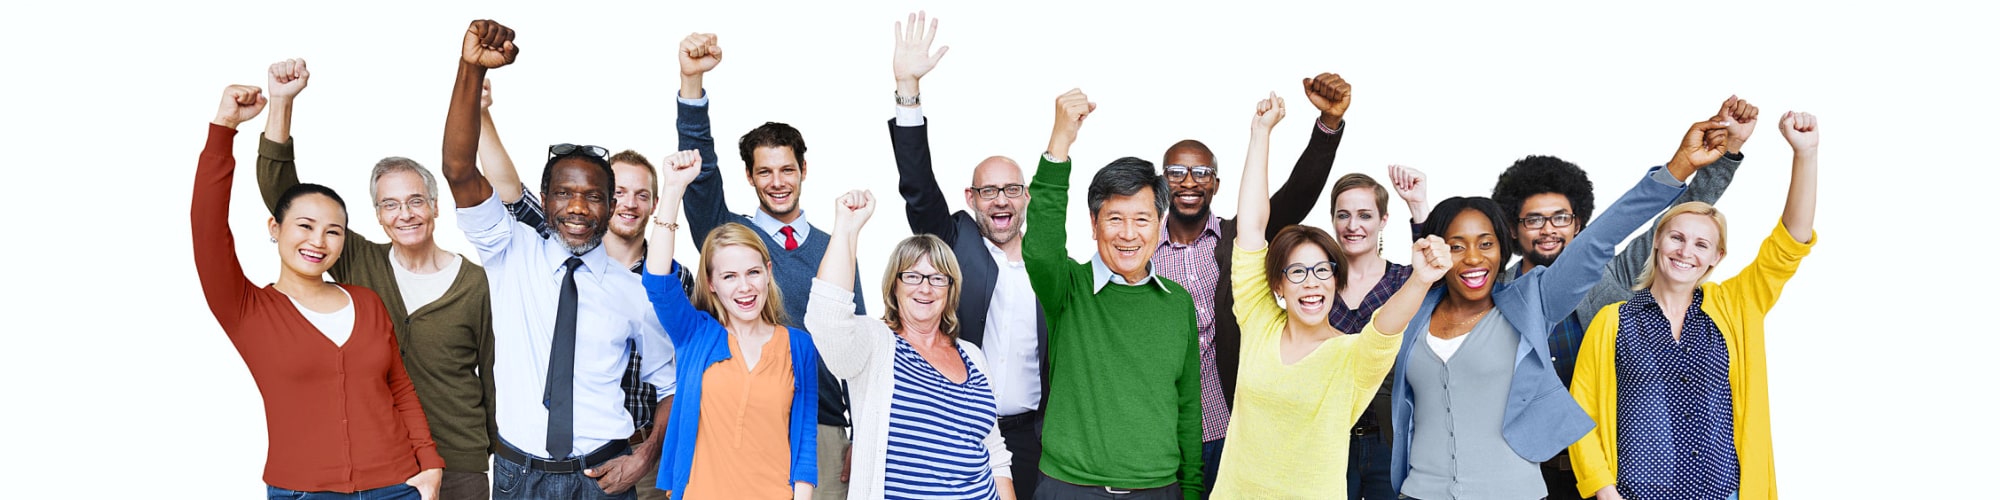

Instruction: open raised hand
[1302,72,1352,128]
[267,59,309,100]
[893,11,949,88]
[461,20,520,68]
[213,84,266,129]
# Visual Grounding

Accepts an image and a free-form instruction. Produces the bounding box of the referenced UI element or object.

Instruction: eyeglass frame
[547,143,609,160]
[971,183,1027,200]
[1163,164,1217,182]
[1282,261,1337,284]
[1517,213,1578,230]
[376,195,432,213]
[898,271,956,288]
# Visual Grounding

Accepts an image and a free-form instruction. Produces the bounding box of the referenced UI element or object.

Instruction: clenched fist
[1046,88,1096,162]
[1302,73,1352,129]
[213,84,266,129]
[267,58,309,100]
[1252,91,1286,132]
[1409,236,1451,284]
[462,20,520,69]
[679,33,723,77]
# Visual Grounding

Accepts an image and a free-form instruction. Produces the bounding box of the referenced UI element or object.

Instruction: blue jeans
[1199,439,1224,500]
[266,484,419,500]
[1347,431,1395,500]
[492,445,638,500]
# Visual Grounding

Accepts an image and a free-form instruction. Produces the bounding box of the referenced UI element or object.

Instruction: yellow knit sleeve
[1230,243,1286,344]
[1714,221,1817,319]
[1568,303,1624,498]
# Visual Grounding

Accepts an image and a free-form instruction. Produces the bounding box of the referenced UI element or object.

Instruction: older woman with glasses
[1566,112,1820,500]
[806,189,1015,500]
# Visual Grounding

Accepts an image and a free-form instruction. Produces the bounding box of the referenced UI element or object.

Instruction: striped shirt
[883,335,1000,500]
[1153,214,1230,442]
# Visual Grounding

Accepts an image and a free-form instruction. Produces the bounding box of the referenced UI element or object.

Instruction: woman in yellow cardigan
[1567,111,1820,500]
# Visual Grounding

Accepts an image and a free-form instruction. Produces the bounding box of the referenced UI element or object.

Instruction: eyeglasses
[1283,261,1336,284]
[377,196,430,213]
[1518,213,1578,229]
[1164,165,1216,182]
[548,143,609,160]
[898,271,955,288]
[972,184,1026,200]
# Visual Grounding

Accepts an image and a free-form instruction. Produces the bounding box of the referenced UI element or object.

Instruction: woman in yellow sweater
[1210,92,1450,498]
[1567,111,1820,500]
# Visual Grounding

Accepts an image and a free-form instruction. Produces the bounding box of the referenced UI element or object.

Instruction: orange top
[681,329,798,499]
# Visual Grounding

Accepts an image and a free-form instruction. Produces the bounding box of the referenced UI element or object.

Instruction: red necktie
[779,226,799,251]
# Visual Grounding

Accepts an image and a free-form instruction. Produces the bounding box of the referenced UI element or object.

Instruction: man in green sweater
[1025,88,1204,500]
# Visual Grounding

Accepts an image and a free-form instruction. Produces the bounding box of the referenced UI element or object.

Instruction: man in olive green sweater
[1026,88,1204,500]
[254,59,498,500]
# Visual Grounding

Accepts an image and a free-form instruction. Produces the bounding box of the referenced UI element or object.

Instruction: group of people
[191,12,1819,500]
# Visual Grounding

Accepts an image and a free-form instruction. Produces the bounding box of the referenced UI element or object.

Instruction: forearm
[1235,128,1274,250]
[263,96,294,144]
[639,396,672,465]
[443,62,494,208]
[255,134,302,216]
[1369,278,1433,335]
[646,191,685,275]
[479,109,526,204]
[1781,150,1817,243]
[680,73,703,100]
[816,228,859,290]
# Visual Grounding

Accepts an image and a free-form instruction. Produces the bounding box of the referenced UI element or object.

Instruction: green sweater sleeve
[1176,308,1204,500]
[1025,155,1076,321]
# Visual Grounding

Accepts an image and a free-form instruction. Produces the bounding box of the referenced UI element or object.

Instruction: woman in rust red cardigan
[192,84,445,499]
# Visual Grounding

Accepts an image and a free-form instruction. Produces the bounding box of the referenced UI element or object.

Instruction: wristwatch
[895,91,920,107]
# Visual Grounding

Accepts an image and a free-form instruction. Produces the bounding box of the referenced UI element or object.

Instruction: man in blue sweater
[673,32,867,500]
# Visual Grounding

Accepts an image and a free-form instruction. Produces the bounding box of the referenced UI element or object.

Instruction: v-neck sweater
[193,124,445,492]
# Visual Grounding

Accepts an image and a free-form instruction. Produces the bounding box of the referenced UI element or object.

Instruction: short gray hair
[1086,157,1168,217]
[368,157,440,203]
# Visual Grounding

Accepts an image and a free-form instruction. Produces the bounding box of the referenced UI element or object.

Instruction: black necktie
[545,256,583,459]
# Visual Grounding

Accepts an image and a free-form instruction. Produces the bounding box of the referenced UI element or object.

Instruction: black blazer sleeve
[891,118,960,242]
[1265,120,1347,239]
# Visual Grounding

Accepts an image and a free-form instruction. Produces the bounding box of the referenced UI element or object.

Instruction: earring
[270,236,277,243]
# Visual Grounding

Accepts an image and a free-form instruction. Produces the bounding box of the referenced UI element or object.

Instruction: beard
[555,214,609,255]
[562,232,605,256]
[975,212,1023,245]
[1523,245,1561,267]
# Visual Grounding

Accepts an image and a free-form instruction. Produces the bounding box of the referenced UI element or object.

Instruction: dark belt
[1351,424,1381,437]
[497,438,630,474]
[999,409,1042,431]
[1542,450,1573,471]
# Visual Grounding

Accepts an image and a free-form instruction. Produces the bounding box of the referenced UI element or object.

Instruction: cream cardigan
[804,278,1014,499]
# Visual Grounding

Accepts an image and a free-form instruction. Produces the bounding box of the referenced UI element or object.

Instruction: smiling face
[895,255,951,329]
[1279,242,1338,324]
[608,161,658,240]
[269,193,348,278]
[748,146,805,223]
[965,156,1029,246]
[705,244,774,325]
[541,158,613,255]
[1162,146,1218,223]
[1091,186,1163,283]
[1442,208,1504,304]
[372,170,435,248]
[1332,187,1388,258]
[1651,212,1725,288]
[1515,192,1579,267]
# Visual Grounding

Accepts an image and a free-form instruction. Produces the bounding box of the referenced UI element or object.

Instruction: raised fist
[213,84,266,129]
[1302,73,1352,127]
[833,189,877,230]
[1409,236,1451,284]
[661,149,703,190]
[462,20,520,69]
[1388,164,1428,207]
[893,11,949,85]
[267,58,309,99]
[1252,91,1286,131]
[1714,95,1759,153]
[1668,118,1731,175]
[480,78,494,110]
[1053,88,1094,136]
[679,33,723,77]
[1778,111,1818,154]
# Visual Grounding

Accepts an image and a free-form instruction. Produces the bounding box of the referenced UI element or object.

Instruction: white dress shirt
[982,239,1042,416]
[458,194,676,459]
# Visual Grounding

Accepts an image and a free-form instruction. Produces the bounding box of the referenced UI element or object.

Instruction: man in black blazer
[886,13,1051,500]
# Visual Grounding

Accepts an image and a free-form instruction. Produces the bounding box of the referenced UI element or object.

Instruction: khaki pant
[815,424,850,500]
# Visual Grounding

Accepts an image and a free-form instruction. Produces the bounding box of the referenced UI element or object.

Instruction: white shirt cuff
[894,105,926,127]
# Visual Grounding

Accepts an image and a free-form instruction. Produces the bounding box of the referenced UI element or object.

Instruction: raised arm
[256,58,308,216]
[477,78,528,205]
[1023,89,1094,316]
[1265,73,1350,235]
[1778,111,1818,243]
[806,190,890,379]
[641,150,713,348]
[1233,92,1286,250]
[1363,236,1451,336]
[1389,164,1431,228]
[442,20,518,209]
[889,11,959,239]
[193,85,267,331]
[675,33,729,244]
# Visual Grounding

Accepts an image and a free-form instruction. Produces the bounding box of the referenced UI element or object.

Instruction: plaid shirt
[507,189,693,437]
[1152,215,1229,442]
[1329,262,1413,432]
[1502,262,1585,387]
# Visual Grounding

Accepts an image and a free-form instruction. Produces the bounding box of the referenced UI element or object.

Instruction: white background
[2,0,1992,496]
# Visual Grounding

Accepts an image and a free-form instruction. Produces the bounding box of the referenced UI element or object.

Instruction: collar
[627,241,649,274]
[1091,252,1169,293]
[753,209,813,246]
[542,236,614,285]
[982,238,1023,267]
[1158,213,1223,249]
[1629,287,1705,310]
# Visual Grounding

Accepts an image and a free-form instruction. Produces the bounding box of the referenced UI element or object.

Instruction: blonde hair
[1634,201,1730,290]
[879,235,963,340]
[693,223,789,326]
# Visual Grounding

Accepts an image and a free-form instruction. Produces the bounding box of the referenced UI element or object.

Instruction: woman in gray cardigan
[1387,118,1730,499]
